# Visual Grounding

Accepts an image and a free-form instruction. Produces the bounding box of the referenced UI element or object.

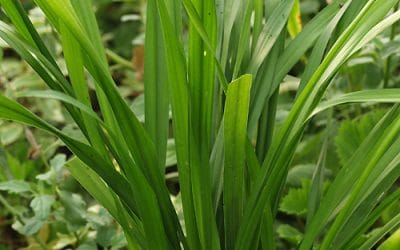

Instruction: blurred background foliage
[0,0,399,249]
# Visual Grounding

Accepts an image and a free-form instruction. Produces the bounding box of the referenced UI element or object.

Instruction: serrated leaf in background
[335,109,385,166]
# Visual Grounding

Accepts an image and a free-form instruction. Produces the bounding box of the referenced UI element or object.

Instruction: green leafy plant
[0,0,400,249]
[0,152,127,249]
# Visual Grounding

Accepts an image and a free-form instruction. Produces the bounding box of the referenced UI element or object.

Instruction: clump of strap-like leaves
[0,0,400,249]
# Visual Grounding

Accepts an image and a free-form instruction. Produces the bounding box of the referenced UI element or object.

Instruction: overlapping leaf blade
[223,75,252,249]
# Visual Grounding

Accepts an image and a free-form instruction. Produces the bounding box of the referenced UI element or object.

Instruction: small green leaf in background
[31,194,55,220]
[299,0,320,15]
[0,180,31,193]
[96,226,126,248]
[379,228,400,250]
[0,123,23,146]
[130,94,145,123]
[86,205,112,227]
[58,190,87,231]
[76,241,97,250]
[277,224,303,245]
[6,151,35,180]
[287,164,316,187]
[49,233,77,250]
[12,195,55,236]
[12,219,42,236]
[85,205,128,249]
[287,0,302,38]
[287,164,332,187]
[335,110,385,166]
[36,154,66,184]
[280,180,310,217]
[35,99,65,123]
[96,226,118,248]
[49,154,66,171]
[344,58,382,89]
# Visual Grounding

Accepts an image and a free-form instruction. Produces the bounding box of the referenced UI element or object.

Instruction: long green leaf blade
[144,0,170,171]
[310,89,400,120]
[224,74,252,249]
